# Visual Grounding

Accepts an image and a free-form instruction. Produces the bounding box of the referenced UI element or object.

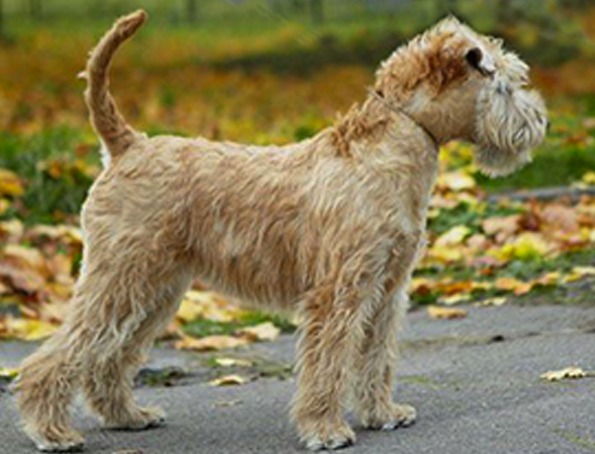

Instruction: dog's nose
[546,119,551,132]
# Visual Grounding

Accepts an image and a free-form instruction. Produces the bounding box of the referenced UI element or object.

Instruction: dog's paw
[300,420,356,451]
[35,435,85,452]
[105,406,165,431]
[362,403,416,431]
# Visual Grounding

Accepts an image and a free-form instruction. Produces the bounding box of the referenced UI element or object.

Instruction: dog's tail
[82,10,147,158]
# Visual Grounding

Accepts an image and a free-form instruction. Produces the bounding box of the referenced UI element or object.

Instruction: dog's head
[374,17,548,177]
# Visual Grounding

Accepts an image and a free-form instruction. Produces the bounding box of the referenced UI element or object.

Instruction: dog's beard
[474,146,532,178]
[474,82,546,178]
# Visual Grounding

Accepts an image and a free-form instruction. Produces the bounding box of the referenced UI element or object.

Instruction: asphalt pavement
[1,304,595,454]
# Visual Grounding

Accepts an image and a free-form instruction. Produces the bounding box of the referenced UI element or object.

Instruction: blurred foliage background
[1,0,595,343]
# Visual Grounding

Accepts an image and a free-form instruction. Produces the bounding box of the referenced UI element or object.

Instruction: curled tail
[83,10,147,158]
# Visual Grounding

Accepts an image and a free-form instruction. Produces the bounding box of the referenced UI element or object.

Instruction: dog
[16,10,547,452]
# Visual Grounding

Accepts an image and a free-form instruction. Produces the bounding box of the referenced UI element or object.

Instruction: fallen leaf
[582,171,595,185]
[3,244,47,274]
[26,225,83,247]
[177,290,242,324]
[3,318,58,341]
[476,297,507,307]
[439,294,471,305]
[0,219,24,242]
[535,271,561,287]
[438,171,476,191]
[174,335,249,352]
[209,374,248,387]
[427,306,468,320]
[0,367,19,380]
[435,225,471,247]
[0,262,47,295]
[237,322,280,342]
[540,367,589,382]
[111,449,145,454]
[495,277,532,295]
[213,399,243,407]
[0,198,10,215]
[571,266,595,277]
[410,277,435,295]
[482,215,520,240]
[0,168,24,197]
[426,245,465,264]
[215,357,252,368]
[540,204,580,233]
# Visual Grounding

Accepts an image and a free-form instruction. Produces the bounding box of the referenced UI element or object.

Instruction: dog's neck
[324,93,440,234]
[367,89,439,148]
[328,93,439,162]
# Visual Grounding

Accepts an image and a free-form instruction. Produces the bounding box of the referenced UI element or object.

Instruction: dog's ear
[465,47,495,76]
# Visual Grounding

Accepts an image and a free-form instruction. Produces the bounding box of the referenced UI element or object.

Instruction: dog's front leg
[291,284,365,451]
[353,286,416,430]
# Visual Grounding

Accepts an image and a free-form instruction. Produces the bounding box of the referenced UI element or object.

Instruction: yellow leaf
[5,318,58,341]
[0,198,10,215]
[438,171,476,192]
[492,232,552,261]
[209,374,248,387]
[495,277,525,291]
[3,244,47,273]
[410,277,435,294]
[0,168,24,197]
[535,271,561,287]
[435,225,471,247]
[427,306,468,320]
[482,215,520,238]
[571,266,595,277]
[237,322,280,342]
[215,358,252,368]
[540,367,589,382]
[177,290,242,324]
[471,281,494,292]
[27,225,83,246]
[426,245,464,263]
[582,171,595,185]
[476,297,507,307]
[0,367,19,379]
[0,219,24,241]
[174,335,249,352]
[440,294,471,305]
[176,298,206,324]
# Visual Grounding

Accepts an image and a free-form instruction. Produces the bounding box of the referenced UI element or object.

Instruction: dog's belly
[191,238,307,310]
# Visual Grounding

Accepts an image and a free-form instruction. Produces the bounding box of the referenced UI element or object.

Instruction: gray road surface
[1,304,595,454]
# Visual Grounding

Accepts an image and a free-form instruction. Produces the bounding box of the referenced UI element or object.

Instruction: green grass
[181,311,295,339]
[478,109,595,191]
[3,108,595,226]
[477,147,595,191]
[411,248,595,307]
[427,200,524,236]
[0,127,97,225]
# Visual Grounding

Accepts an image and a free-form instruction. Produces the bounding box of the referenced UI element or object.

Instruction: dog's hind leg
[79,266,192,431]
[18,238,191,452]
[17,323,87,452]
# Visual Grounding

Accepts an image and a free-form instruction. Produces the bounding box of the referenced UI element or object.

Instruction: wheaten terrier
[17,10,547,452]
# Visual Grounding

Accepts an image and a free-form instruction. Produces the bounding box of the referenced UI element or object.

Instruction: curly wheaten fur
[17,10,547,452]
